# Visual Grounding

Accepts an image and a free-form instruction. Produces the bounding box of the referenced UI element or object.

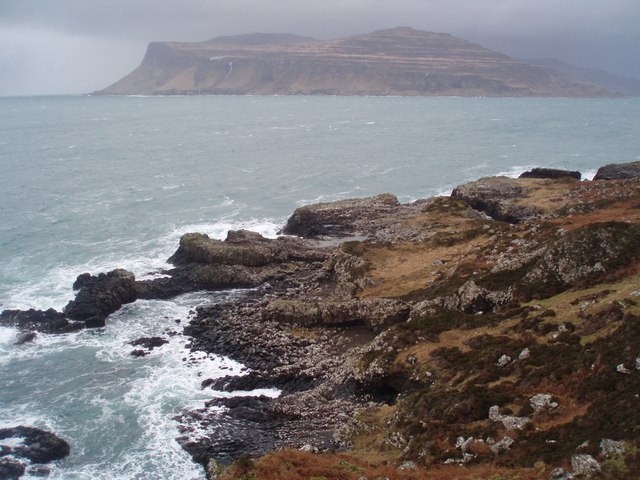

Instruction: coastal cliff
[3,161,640,479]
[97,27,608,97]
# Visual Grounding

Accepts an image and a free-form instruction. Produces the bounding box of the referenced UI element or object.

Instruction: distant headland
[96,27,610,97]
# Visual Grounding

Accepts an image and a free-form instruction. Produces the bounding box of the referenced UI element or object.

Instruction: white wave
[0,326,18,345]
[295,191,353,207]
[496,164,536,178]
[583,168,597,181]
[1,214,284,311]
[1,292,265,480]
[166,218,282,242]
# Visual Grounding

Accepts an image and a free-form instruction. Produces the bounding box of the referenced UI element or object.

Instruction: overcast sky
[1,0,639,95]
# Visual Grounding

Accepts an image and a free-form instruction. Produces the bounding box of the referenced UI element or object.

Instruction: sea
[0,95,639,479]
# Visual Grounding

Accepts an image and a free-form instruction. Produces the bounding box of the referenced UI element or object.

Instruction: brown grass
[218,449,543,480]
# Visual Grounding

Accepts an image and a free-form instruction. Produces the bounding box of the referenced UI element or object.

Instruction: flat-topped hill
[97,27,608,97]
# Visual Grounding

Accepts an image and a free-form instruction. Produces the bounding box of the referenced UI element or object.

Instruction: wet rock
[0,459,25,480]
[26,465,50,477]
[14,331,37,345]
[129,336,169,350]
[519,168,581,180]
[0,426,70,464]
[451,176,541,223]
[0,308,81,334]
[593,160,640,180]
[571,454,600,478]
[130,349,149,357]
[282,193,400,238]
[64,269,137,327]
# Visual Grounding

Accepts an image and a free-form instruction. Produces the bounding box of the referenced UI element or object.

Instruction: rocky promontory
[97,27,608,97]
[3,161,640,480]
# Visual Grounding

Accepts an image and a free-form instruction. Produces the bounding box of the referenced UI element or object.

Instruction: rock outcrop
[97,27,608,97]
[451,176,541,223]
[282,194,400,238]
[593,160,640,180]
[4,161,640,480]
[64,269,138,327]
[519,167,581,180]
[0,426,70,478]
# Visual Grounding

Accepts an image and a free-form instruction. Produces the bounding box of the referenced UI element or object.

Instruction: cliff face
[98,27,608,97]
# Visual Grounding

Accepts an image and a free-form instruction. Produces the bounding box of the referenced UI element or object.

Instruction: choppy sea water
[0,95,639,478]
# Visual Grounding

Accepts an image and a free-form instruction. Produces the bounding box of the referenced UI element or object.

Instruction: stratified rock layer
[98,27,608,97]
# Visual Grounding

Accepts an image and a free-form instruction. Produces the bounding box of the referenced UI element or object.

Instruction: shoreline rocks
[0,426,70,479]
[593,160,640,180]
[3,161,640,479]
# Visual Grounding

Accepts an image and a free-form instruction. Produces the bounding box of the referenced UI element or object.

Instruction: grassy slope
[217,177,640,480]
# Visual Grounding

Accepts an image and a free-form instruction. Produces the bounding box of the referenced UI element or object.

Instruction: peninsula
[4,161,640,479]
[97,27,608,97]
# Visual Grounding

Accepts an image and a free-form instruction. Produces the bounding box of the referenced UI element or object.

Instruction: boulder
[530,393,559,412]
[571,454,600,478]
[600,439,625,458]
[488,405,530,431]
[0,426,70,464]
[519,168,581,180]
[451,176,541,223]
[282,193,400,238]
[457,280,513,313]
[593,161,640,180]
[64,269,137,327]
[129,336,169,350]
[0,459,25,480]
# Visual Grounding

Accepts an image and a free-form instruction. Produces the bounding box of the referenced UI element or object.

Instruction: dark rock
[130,349,149,357]
[63,269,137,327]
[519,167,581,180]
[0,308,81,334]
[0,426,70,464]
[26,465,50,477]
[593,161,640,180]
[0,459,25,480]
[14,331,36,345]
[177,396,280,465]
[282,193,400,238]
[451,176,541,223]
[129,336,169,350]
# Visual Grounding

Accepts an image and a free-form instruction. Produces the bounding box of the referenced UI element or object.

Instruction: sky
[1,0,639,96]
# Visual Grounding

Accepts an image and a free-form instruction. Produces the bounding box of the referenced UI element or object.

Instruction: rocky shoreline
[3,161,640,479]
